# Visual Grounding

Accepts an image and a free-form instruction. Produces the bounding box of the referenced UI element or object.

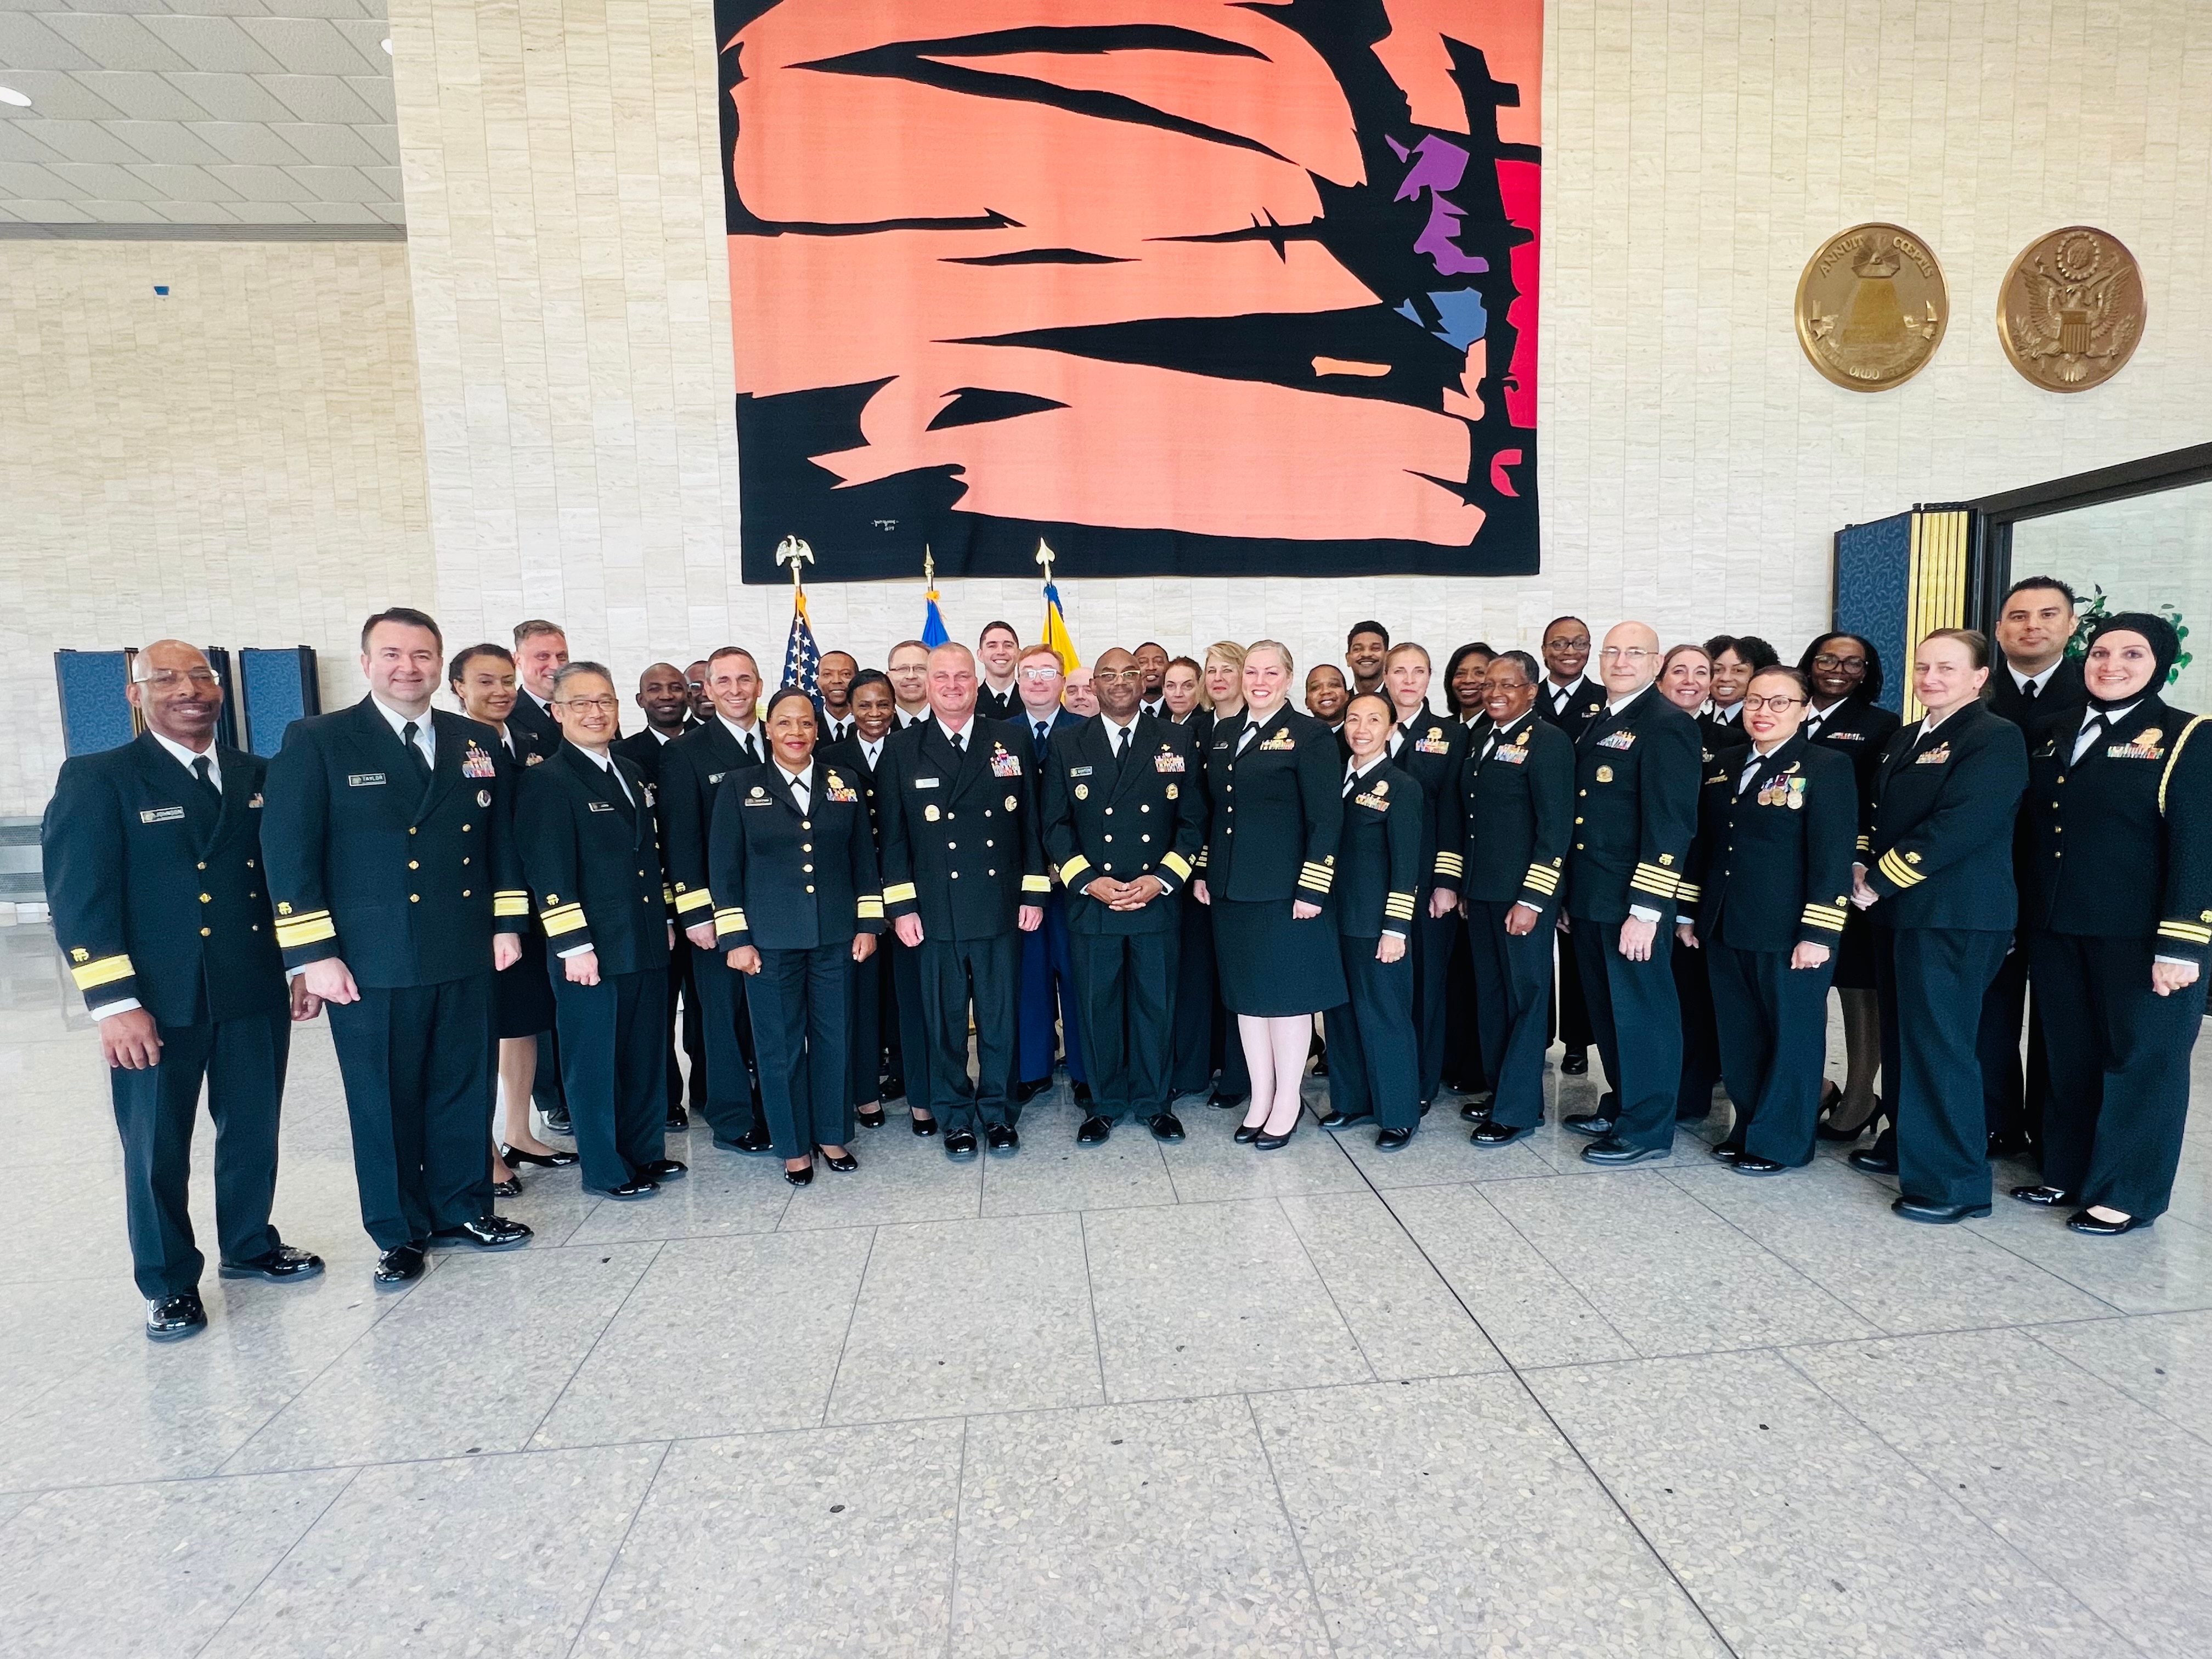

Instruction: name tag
[1154,752,1185,772]
[1212,741,1229,751]
[588,800,616,812]
[348,772,386,787]
[139,806,187,823]
[1596,730,1637,751]
[1495,747,1528,765]
[991,751,1023,778]
[743,796,774,808]
[915,777,940,789]
[1069,765,1095,778]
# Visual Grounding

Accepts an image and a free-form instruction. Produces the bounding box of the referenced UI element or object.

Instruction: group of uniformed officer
[45,587,2209,1339]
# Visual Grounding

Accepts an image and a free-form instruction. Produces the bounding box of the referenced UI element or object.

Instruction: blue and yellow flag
[920,546,950,647]
[1041,580,1078,673]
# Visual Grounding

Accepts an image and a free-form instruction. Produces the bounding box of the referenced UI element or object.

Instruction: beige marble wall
[2,239,431,815]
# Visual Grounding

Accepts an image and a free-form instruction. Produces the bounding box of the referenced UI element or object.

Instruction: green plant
[2063,584,2191,684]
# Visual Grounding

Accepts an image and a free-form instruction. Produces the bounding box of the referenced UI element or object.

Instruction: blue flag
[782,588,820,698]
[922,588,950,648]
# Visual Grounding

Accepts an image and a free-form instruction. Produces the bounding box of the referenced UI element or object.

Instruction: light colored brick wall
[2,239,431,815]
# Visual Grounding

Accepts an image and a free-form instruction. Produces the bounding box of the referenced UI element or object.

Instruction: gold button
[1576,842,1584,850]
[803,864,814,873]
[461,823,471,832]
[462,890,470,897]
[252,923,259,931]
[1104,834,1114,842]
[246,860,255,868]
[1574,817,1583,825]
[462,857,470,865]
[408,827,417,834]
[547,894,558,903]
[988,869,996,876]
[408,860,419,869]
[950,871,960,878]
[200,927,211,937]
[802,844,812,853]
[805,884,815,893]
[196,861,206,871]
[1579,789,1587,797]
[2054,827,2061,834]
[409,894,420,902]
[1105,807,1113,815]
[249,891,258,899]
[802,820,811,830]
[637,870,646,877]
[199,892,211,903]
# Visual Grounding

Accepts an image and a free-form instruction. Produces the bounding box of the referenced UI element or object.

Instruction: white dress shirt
[776,760,811,812]
[860,735,885,770]
[370,696,436,766]
[936,714,979,749]
[2011,661,2064,697]
[716,711,764,766]
[1548,674,1592,715]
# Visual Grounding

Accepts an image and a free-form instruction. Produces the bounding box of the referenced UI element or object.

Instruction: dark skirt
[1212,896,1347,1017]
[1832,909,1878,991]
[495,921,557,1039]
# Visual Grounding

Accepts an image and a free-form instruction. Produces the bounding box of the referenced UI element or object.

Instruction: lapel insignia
[750,785,766,798]
[1074,783,1089,800]
[1372,778,1388,795]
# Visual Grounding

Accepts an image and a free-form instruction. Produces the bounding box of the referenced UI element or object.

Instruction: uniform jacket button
[196,861,207,871]
[200,927,211,937]
[409,859,419,869]
[199,892,211,903]
[410,893,420,902]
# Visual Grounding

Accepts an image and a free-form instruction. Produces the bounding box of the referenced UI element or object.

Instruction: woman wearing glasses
[1195,640,1346,1148]
[1656,644,1725,1128]
[1795,633,1900,1142]
[1677,667,1857,1171]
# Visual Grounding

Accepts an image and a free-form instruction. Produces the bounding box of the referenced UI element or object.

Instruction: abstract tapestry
[717,1,1543,581]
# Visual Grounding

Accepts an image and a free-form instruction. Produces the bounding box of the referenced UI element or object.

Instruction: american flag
[782,587,821,701]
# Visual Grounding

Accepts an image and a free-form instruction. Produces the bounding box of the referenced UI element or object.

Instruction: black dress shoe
[733,1126,776,1155]
[944,1130,980,1160]
[503,1143,579,1168]
[641,1159,688,1182]
[1709,1143,1743,1164]
[1987,1130,2034,1159]
[601,1180,660,1200]
[145,1290,207,1342]
[2011,1184,2074,1206]
[1847,1147,1898,1175]
[1418,1099,1431,1118]
[666,1104,690,1131]
[785,1164,815,1187]
[1375,1127,1413,1152]
[431,1215,533,1249]
[1233,1120,1264,1144]
[1209,1090,1248,1111]
[2068,1208,2154,1236]
[1892,1194,1992,1224]
[819,1148,858,1173]
[1071,1081,1094,1107]
[1459,1097,1494,1123]
[857,1108,887,1128]
[986,1123,1020,1155]
[1562,1112,1615,1138]
[1253,1124,1299,1150]
[541,1105,573,1134]
[373,1243,426,1286]
[911,1114,939,1138]
[1318,1109,1374,1131]
[1733,1154,1789,1176]
[491,1177,523,1198]
[1558,1048,1589,1075]
[218,1245,325,1283]
[1814,1115,1873,1143]
[1471,1121,1534,1147]
[1149,1112,1186,1143]
[1077,1115,1114,1144]
[1310,1052,1328,1077]
[1015,1077,1050,1104]
[1582,1136,1668,1165]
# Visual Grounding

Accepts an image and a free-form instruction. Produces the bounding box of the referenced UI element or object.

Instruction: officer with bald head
[42,641,325,1342]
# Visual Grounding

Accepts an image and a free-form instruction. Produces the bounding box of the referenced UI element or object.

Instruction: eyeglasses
[1810,653,1866,672]
[1092,668,1142,682]
[1018,667,1063,682]
[135,668,222,690]
[1548,636,1590,651]
[1741,693,1804,713]
[1597,646,1655,661]
[556,696,620,713]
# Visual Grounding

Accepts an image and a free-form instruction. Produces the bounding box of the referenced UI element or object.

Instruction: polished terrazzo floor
[5,912,2212,1657]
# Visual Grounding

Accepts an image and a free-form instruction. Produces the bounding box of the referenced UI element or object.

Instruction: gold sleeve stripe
[674,888,715,914]
[1802,905,1848,932]
[494,892,531,917]
[2157,920,2212,944]
[883,881,918,904]
[1059,855,1092,885]
[1383,893,1418,919]
[1855,835,1872,852]
[1674,883,1702,905]
[275,916,336,947]
[1160,851,1192,881]
[1629,873,1679,898]
[540,906,588,936]
[715,910,750,933]
[1297,866,1334,893]
[855,898,885,919]
[1434,851,1465,876]
[1022,873,1053,894]
[1521,865,1559,891]
[1193,847,1209,868]
[1876,850,1923,888]
[69,952,134,990]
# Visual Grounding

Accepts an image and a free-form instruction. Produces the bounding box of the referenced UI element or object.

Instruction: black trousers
[918,932,1020,1135]
[1876,926,2011,1209]
[1442,917,1485,1090]
[1552,928,1595,1051]
[551,962,668,1192]
[328,973,496,1250]
[1572,917,1681,1149]
[1707,940,1835,1166]
[1672,935,1723,1121]
[691,947,765,1142]
[1327,935,1420,1131]
[109,1011,289,1299]
[1170,891,1215,1097]
[747,941,855,1160]
[531,1025,566,1116]
[1976,943,2050,1148]
[1409,901,1457,1104]
[663,936,707,1112]
[1019,891,1087,1088]
[1069,928,1178,1121]
[849,946,884,1108]
[889,933,935,1114]
[1468,900,1552,1128]
[2030,931,2207,1220]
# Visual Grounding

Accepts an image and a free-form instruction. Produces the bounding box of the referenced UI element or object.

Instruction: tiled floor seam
[560,1439,673,1659]
[521,1239,668,1452]
[2019,1318,2212,1454]
[1243,1391,1342,1658]
[186,1462,364,1659]
[817,1226,881,1427]
[1073,1211,1114,1406]
[1271,1191,1383,1385]
[939,1418,969,1659]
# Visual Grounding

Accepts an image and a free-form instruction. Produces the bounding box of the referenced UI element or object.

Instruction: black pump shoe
[911,1113,939,1138]
[1233,1120,1264,1144]
[2068,1208,2153,1236]
[502,1143,579,1169]
[819,1148,859,1172]
[858,1108,886,1128]
[2011,1184,2074,1206]
[1254,1122,1299,1151]
[785,1163,815,1187]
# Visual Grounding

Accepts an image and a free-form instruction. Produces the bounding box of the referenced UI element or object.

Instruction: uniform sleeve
[41,759,142,1012]
[1295,728,1345,898]
[1676,772,1724,928]
[706,776,751,949]
[1867,720,2029,901]
[849,801,885,935]
[1041,747,1087,889]
[263,720,342,968]
[1519,729,1573,912]
[1012,725,1051,899]
[1162,736,1206,893]
[877,741,919,919]
[1628,715,1702,919]
[514,772,591,953]
[2155,716,2212,966]
[490,748,529,932]
[1382,775,1423,938]
[1798,753,1858,946]
[1432,744,1467,896]
[659,745,716,923]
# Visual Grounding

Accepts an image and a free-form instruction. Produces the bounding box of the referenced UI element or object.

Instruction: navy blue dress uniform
[614,725,706,1121]
[2022,691,2212,1222]
[263,698,530,1252]
[1802,694,1901,995]
[1561,685,1703,1152]
[709,754,887,1160]
[1440,710,1492,1093]
[1679,736,1857,1167]
[1539,674,1607,1059]
[1321,757,1424,1133]
[1041,713,1207,1126]
[42,733,299,1302]
[877,716,1052,1139]
[822,733,902,1118]
[1200,704,1347,1015]
[1669,733,1730,1125]
[1016,707,1090,1097]
[1438,710,1573,1133]
[978,680,1020,723]
[1389,712,1469,1105]
[514,743,675,1194]
[1860,700,2029,1212]
[506,689,561,761]
[659,714,770,1146]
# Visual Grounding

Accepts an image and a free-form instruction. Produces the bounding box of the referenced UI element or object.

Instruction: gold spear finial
[1034,538,1056,585]
[922,545,935,589]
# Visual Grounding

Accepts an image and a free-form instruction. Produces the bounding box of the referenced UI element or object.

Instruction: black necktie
[1035,720,1049,749]
[1115,725,1131,761]
[741,731,759,766]
[791,772,809,808]
[2021,679,2040,708]
[191,754,221,806]
[950,730,965,754]
[400,720,432,784]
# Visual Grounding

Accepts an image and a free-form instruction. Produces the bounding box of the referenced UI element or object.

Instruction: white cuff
[2154,954,2196,968]
[1629,904,1662,924]
[557,943,593,959]
[89,998,143,1020]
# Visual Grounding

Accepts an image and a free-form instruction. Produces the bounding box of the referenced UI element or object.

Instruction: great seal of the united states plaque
[1996,226,2146,393]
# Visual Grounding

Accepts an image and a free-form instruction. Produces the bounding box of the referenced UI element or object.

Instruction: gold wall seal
[1796,223,1948,390]
[1996,227,2146,392]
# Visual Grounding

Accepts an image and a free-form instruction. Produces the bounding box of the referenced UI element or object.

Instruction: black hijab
[2082,612,2179,712]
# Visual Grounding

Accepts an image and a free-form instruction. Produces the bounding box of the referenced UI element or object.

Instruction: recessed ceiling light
[0,87,33,108]
[381,38,393,54]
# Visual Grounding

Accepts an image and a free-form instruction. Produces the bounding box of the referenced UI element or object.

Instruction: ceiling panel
[0,0,399,233]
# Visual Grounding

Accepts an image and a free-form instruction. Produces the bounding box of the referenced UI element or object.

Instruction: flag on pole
[776,534,820,698]
[1036,539,1078,672]
[920,545,950,647]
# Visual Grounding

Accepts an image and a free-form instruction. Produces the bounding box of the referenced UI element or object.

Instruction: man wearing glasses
[43,642,327,1340]
[1012,644,1092,1108]
[1558,622,1703,1164]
